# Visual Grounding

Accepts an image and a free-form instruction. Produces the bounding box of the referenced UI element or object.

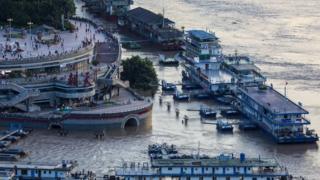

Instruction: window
[43,170,46,174]
[21,169,28,175]
[168,167,172,170]
[284,115,288,119]
[49,170,51,174]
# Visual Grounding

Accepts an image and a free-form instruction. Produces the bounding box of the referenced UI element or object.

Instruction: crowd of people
[0,20,105,62]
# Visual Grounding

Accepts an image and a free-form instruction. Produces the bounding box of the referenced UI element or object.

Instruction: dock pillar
[159,96,163,105]
[175,108,180,118]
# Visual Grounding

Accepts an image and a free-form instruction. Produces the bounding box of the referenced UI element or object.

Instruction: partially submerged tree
[121,56,158,94]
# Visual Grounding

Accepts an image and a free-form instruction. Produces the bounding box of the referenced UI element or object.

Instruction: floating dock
[236,86,318,143]
[179,29,318,143]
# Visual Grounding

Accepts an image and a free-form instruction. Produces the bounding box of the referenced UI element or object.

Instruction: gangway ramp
[0,83,40,110]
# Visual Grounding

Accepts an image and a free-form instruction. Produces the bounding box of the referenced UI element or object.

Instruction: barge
[0,161,77,179]
[116,144,293,180]
[235,86,318,143]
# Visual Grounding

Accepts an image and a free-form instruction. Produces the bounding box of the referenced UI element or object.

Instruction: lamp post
[27,21,33,55]
[27,21,33,43]
[7,18,13,41]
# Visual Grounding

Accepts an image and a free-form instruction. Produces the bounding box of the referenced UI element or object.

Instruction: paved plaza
[0,20,106,61]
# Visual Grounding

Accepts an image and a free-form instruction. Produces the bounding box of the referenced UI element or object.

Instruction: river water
[13,0,320,179]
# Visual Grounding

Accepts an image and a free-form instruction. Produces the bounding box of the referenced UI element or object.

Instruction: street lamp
[27,21,33,42]
[27,21,33,54]
[7,18,13,41]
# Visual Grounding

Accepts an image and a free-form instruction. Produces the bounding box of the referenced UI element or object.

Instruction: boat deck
[151,156,279,167]
[198,69,233,85]
[0,161,74,171]
[239,86,308,115]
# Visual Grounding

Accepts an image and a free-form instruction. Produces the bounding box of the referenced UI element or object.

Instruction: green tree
[121,56,158,93]
[0,0,75,29]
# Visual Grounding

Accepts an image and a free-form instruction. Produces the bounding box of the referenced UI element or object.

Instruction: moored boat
[116,144,292,180]
[221,109,240,117]
[215,95,235,105]
[200,106,217,118]
[173,91,190,101]
[159,54,179,66]
[161,80,176,91]
[239,121,258,130]
[216,119,233,132]
[195,93,210,99]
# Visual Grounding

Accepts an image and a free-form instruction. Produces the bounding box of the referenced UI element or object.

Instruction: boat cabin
[0,161,76,179]
[236,86,318,143]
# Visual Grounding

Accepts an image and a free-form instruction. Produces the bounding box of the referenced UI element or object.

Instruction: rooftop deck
[188,30,218,41]
[239,86,308,115]
[151,156,279,168]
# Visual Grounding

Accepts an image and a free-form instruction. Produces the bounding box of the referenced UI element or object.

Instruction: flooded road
[13,0,320,179]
